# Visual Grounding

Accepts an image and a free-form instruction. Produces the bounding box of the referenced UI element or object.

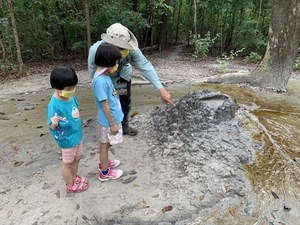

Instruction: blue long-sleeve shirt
[88,41,163,90]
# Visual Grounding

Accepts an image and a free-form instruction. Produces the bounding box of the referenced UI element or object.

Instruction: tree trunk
[0,0,4,14]
[171,0,176,45]
[187,0,193,46]
[249,0,300,91]
[55,0,67,51]
[0,0,6,64]
[225,6,237,50]
[193,0,197,35]
[207,0,300,92]
[158,0,170,51]
[8,0,24,73]
[144,0,154,49]
[84,0,91,52]
[175,0,182,45]
[132,0,138,12]
[0,36,5,61]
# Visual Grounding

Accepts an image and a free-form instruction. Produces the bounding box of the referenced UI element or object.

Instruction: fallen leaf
[40,132,49,137]
[76,203,80,210]
[138,201,149,209]
[229,207,235,217]
[25,160,35,166]
[215,192,222,197]
[162,205,173,213]
[0,116,10,120]
[271,191,279,199]
[14,161,24,167]
[82,215,88,220]
[222,185,227,193]
[121,176,137,184]
[11,144,20,153]
[130,111,139,118]
[55,190,60,198]
[15,199,22,205]
[127,170,138,175]
[199,194,205,201]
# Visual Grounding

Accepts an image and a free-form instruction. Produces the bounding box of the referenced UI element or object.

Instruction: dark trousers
[119,77,131,128]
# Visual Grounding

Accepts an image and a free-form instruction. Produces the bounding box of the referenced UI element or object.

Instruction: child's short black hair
[50,65,78,90]
[94,43,122,67]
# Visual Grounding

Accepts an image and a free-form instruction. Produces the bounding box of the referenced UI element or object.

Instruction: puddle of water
[196,83,300,187]
[197,81,300,223]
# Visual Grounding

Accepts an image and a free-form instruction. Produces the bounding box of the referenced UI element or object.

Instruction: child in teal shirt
[47,65,88,192]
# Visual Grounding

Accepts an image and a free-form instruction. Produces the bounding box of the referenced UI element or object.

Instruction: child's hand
[110,124,119,135]
[51,113,59,129]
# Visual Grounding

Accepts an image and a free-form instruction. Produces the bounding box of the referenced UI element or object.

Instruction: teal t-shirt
[47,96,82,148]
[92,74,124,127]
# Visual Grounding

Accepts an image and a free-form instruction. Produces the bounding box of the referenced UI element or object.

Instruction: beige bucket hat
[101,23,139,50]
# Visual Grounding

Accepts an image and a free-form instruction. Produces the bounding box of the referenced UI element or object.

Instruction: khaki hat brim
[101,29,139,50]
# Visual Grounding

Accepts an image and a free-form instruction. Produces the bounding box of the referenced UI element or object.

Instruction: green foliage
[294,48,300,70]
[234,19,268,55]
[244,52,262,63]
[217,48,245,73]
[90,5,149,41]
[0,0,276,76]
[192,32,219,58]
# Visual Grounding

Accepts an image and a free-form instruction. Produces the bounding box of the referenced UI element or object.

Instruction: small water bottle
[54,120,67,141]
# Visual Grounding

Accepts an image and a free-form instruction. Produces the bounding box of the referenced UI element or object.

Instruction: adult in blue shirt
[88,23,174,136]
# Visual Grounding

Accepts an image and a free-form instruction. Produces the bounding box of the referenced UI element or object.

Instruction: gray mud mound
[138,90,255,214]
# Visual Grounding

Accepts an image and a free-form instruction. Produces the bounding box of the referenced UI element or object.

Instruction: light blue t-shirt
[47,96,82,149]
[92,73,124,127]
[88,40,163,90]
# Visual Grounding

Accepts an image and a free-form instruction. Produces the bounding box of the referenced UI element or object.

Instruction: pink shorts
[100,124,123,145]
[61,141,83,163]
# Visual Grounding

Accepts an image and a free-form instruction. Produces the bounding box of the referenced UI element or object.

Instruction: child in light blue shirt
[92,43,124,181]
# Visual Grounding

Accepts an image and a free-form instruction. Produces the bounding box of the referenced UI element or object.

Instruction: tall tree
[132,0,138,12]
[55,0,67,51]
[0,0,5,62]
[158,0,171,51]
[249,0,300,91]
[193,0,197,35]
[84,0,91,51]
[0,0,4,14]
[175,0,183,45]
[207,0,300,92]
[8,0,24,72]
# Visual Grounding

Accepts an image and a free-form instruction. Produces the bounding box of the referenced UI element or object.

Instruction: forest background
[1,0,300,81]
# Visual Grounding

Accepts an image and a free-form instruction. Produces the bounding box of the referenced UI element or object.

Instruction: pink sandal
[66,177,88,193]
[75,175,88,185]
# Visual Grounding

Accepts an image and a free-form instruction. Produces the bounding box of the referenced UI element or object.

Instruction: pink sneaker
[98,159,120,172]
[99,168,123,181]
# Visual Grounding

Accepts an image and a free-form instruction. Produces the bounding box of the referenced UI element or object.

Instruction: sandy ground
[1,46,299,225]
